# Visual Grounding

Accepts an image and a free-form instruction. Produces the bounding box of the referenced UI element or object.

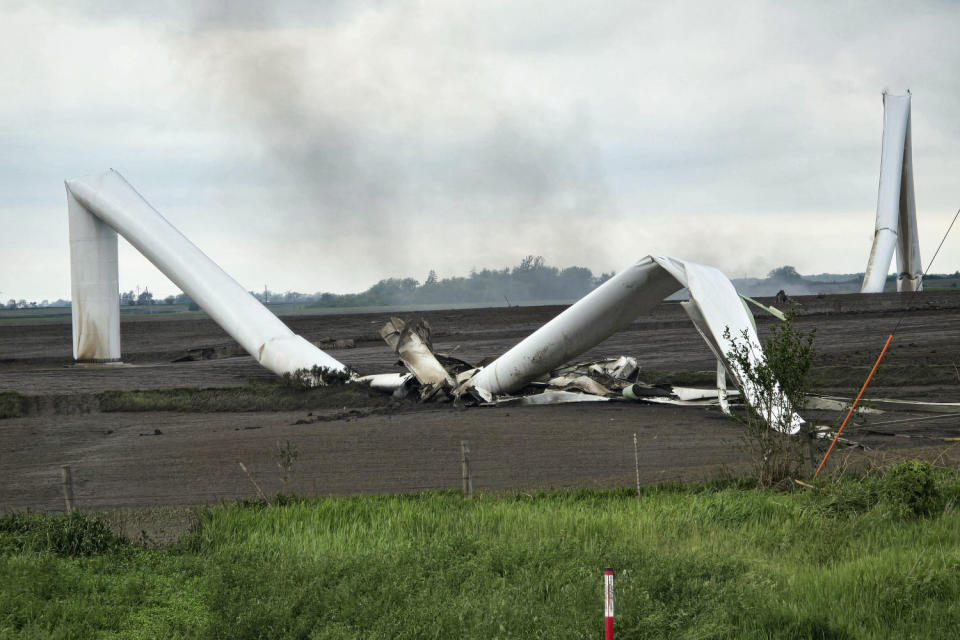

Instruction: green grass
[96,383,390,413]
[0,383,395,419]
[4,471,960,639]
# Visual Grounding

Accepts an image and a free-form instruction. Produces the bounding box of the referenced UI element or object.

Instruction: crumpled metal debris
[739,293,787,321]
[510,390,611,405]
[360,254,806,432]
[672,387,742,402]
[542,375,614,397]
[548,356,639,390]
[353,372,415,397]
[623,382,742,407]
[365,326,893,418]
[456,256,803,433]
[368,326,738,407]
[816,396,960,414]
[379,317,454,400]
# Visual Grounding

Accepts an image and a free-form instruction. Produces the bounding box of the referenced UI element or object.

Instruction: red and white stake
[604,567,614,640]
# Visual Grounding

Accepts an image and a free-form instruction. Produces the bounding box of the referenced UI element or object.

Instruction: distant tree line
[309,256,615,308]
[3,299,70,310]
[7,266,957,312]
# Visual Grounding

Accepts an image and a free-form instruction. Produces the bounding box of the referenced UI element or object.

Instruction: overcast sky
[2,0,958,301]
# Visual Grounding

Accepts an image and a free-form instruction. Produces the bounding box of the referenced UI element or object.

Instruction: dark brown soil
[1,290,959,512]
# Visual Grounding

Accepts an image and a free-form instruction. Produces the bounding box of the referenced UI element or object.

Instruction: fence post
[461,440,472,497]
[803,422,817,471]
[61,465,75,513]
[604,567,614,640]
[633,433,641,499]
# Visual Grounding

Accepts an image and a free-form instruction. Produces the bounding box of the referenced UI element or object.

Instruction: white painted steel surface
[469,256,679,394]
[862,92,922,293]
[67,189,121,361]
[65,169,345,376]
[354,373,411,392]
[683,259,802,433]
[469,255,803,433]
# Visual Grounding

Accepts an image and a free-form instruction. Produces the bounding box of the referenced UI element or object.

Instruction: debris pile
[367,320,740,409]
[354,255,805,434]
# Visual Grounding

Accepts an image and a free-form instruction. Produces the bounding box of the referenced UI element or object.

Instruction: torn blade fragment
[380,317,455,400]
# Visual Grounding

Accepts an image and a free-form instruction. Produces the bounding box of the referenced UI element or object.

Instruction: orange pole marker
[813,334,893,479]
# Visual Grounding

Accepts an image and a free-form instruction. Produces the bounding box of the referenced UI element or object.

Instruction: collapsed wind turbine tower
[64,169,803,430]
[66,169,345,376]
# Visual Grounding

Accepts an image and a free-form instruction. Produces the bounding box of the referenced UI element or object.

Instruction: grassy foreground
[3,472,960,639]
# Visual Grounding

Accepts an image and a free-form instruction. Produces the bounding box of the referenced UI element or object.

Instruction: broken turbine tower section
[378,256,803,434]
[66,169,346,378]
[380,317,455,400]
[65,170,800,431]
[861,91,923,293]
[467,256,803,433]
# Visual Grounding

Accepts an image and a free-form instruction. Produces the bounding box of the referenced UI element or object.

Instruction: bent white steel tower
[468,255,804,434]
[66,169,345,376]
[861,91,922,293]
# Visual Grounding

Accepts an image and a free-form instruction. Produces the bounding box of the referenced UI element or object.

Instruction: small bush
[941,477,960,510]
[279,365,353,391]
[880,460,943,518]
[275,440,299,487]
[725,313,816,487]
[0,391,29,419]
[0,511,128,556]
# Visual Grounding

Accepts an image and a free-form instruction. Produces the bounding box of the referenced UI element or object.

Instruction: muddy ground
[1,291,959,513]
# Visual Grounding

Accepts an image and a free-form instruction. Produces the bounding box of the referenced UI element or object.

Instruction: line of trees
[3,299,71,310]
[8,266,957,313]
[309,255,615,308]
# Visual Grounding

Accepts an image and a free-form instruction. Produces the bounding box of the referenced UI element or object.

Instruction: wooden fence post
[633,433,641,499]
[461,440,472,497]
[804,423,818,471]
[61,465,75,513]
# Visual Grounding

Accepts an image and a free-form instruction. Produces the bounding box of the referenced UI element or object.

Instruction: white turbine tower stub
[67,189,121,361]
[862,91,922,293]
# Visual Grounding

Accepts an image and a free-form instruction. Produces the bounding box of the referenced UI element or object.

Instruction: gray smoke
[168,3,613,271]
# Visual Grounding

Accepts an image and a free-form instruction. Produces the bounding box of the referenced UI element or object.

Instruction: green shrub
[0,391,29,419]
[941,477,960,510]
[724,313,817,487]
[809,476,883,517]
[0,511,128,556]
[880,460,943,518]
[279,365,353,391]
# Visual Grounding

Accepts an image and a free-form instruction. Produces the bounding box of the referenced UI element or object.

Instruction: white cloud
[1,0,959,300]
